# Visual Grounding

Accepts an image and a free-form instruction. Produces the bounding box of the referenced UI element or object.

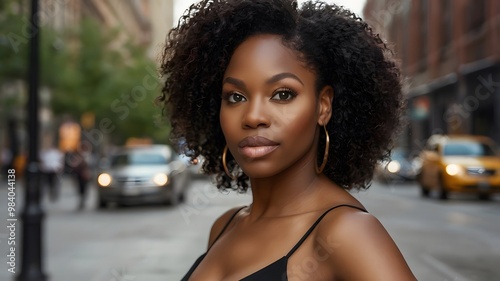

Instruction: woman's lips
[239,145,279,158]
[238,136,279,158]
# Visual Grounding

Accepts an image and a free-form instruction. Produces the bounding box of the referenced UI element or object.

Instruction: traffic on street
[2,0,500,280]
[0,177,499,281]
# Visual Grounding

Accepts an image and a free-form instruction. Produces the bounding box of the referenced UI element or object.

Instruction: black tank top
[181,204,367,281]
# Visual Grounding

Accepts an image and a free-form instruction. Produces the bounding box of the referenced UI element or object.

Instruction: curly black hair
[158,0,404,192]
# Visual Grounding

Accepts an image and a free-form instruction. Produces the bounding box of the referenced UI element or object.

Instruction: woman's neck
[246,154,330,220]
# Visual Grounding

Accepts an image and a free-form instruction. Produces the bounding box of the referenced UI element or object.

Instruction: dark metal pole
[17,0,47,280]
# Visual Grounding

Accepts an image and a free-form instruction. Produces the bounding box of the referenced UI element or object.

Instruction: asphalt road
[0,175,499,281]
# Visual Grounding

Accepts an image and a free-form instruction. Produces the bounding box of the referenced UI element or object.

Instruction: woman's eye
[271,89,296,101]
[227,93,246,103]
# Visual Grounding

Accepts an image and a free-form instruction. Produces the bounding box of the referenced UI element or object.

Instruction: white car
[374,148,417,183]
[96,145,189,208]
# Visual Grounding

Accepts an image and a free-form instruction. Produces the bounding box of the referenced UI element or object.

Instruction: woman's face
[220,34,328,179]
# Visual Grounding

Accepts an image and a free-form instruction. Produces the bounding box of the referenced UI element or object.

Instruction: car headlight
[97,173,112,187]
[445,164,462,176]
[153,173,168,186]
[387,160,401,173]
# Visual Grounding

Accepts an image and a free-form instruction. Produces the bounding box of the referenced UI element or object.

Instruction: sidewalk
[0,177,251,281]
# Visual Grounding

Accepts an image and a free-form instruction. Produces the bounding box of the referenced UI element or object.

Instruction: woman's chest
[189,222,337,281]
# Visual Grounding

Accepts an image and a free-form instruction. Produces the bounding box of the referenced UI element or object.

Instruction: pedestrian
[1,145,13,177]
[159,0,416,280]
[69,150,91,210]
[39,144,64,201]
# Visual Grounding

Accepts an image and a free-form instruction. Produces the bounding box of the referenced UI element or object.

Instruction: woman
[159,0,416,280]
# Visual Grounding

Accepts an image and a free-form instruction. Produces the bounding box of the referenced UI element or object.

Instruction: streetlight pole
[17,0,48,280]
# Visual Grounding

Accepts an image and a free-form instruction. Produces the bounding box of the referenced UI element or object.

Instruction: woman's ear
[318,85,334,126]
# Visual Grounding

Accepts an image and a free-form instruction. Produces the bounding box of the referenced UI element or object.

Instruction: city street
[1,176,499,281]
[1,1,499,281]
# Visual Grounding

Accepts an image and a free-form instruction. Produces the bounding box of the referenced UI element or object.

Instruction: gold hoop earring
[316,125,330,174]
[222,145,237,180]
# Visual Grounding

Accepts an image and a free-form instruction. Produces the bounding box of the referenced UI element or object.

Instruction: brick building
[364,0,500,154]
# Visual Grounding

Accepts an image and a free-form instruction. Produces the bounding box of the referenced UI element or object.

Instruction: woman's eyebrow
[224,73,304,89]
[266,72,304,86]
[223,77,247,91]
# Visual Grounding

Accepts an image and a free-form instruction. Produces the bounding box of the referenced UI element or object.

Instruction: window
[418,0,429,70]
[468,0,486,31]
[443,141,496,156]
[441,0,452,47]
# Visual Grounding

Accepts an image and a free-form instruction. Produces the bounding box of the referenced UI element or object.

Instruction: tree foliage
[0,4,169,145]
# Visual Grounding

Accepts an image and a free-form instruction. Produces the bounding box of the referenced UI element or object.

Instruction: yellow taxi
[417,134,500,200]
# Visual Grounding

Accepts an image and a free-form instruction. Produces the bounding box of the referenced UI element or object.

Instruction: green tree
[1,4,169,145]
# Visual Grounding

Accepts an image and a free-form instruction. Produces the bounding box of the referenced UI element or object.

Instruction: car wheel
[438,174,448,200]
[165,192,179,206]
[98,199,107,209]
[170,196,179,206]
[178,191,185,203]
[478,193,491,201]
[417,172,430,197]
[421,186,430,197]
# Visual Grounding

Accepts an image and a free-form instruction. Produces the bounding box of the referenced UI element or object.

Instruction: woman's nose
[241,99,270,129]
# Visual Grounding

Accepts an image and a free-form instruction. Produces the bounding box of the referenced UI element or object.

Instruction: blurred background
[0,0,172,159]
[0,0,499,281]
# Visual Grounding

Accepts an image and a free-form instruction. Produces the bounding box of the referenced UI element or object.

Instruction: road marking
[421,254,472,281]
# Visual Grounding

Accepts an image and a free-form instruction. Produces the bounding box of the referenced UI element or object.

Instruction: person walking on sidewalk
[69,150,91,210]
[39,144,64,201]
[1,146,13,177]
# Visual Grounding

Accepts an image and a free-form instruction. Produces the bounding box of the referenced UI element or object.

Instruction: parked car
[375,148,417,183]
[96,145,189,208]
[417,134,500,200]
[179,154,208,178]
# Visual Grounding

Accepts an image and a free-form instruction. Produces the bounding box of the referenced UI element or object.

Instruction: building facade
[42,0,174,149]
[364,0,500,154]
[40,0,174,60]
[0,0,174,166]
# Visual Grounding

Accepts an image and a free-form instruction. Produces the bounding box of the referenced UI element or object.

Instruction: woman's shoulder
[315,203,382,244]
[314,204,416,280]
[207,206,247,249]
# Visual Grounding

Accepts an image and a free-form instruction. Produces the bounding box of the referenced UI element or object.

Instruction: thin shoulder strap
[208,206,246,251]
[286,204,367,258]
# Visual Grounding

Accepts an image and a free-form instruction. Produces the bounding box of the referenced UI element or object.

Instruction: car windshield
[443,141,496,156]
[111,153,168,166]
[391,149,408,161]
